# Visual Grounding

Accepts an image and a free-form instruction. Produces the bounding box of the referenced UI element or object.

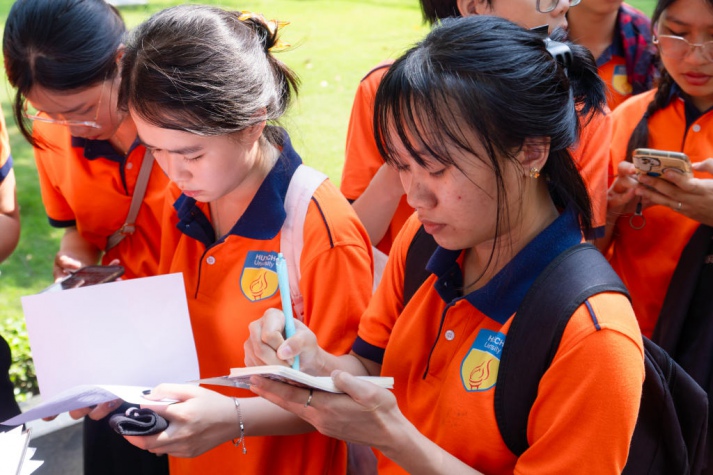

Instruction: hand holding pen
[275,253,299,370]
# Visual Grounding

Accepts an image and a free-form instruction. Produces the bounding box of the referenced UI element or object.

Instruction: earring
[529,167,540,179]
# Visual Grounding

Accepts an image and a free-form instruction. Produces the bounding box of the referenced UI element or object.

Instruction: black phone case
[108,407,168,436]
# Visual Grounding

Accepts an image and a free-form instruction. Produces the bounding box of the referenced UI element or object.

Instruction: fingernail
[142,389,151,395]
[277,344,293,359]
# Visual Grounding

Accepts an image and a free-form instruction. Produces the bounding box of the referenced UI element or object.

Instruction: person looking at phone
[3,0,169,283]
[103,5,373,474]
[243,16,644,474]
[2,0,170,473]
[341,0,613,259]
[601,0,713,338]
[567,1,658,110]
[602,1,713,468]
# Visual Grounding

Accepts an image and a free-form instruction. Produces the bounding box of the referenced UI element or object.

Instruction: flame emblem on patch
[460,329,504,392]
[249,269,270,300]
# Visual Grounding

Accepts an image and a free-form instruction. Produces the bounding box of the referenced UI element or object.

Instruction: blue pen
[275,253,299,370]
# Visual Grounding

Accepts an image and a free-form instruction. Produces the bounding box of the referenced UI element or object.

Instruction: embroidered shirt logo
[460,329,504,392]
[612,64,632,95]
[240,251,279,302]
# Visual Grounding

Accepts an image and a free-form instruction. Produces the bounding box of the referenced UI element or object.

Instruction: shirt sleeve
[572,108,613,237]
[340,64,391,201]
[299,181,375,356]
[353,214,423,363]
[516,292,645,474]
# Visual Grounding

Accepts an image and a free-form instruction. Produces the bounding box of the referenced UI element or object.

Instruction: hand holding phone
[42,265,125,293]
[633,148,692,177]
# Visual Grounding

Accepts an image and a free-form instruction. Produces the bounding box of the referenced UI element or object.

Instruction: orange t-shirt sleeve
[356,213,423,352]
[300,182,375,355]
[33,126,75,224]
[340,65,391,201]
[517,293,645,473]
[572,108,612,235]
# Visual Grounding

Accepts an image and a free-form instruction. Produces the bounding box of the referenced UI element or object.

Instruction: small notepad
[197,365,394,393]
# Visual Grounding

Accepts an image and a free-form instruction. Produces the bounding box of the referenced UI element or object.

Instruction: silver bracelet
[231,397,247,454]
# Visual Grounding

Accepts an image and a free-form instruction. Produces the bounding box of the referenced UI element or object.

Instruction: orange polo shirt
[341,62,610,248]
[354,210,644,474]
[160,133,374,475]
[32,122,168,279]
[608,89,713,337]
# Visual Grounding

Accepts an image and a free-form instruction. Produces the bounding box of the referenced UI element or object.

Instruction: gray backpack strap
[106,150,154,251]
[280,165,328,320]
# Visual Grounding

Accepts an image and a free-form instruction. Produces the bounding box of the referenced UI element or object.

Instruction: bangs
[375,61,507,172]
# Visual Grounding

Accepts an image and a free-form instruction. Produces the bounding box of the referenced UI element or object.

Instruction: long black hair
[375,15,605,255]
[3,0,125,146]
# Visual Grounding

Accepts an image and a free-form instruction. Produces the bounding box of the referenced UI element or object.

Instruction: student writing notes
[114,6,374,474]
[248,16,644,475]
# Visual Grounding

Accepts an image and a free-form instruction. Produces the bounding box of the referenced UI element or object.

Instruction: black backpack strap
[403,226,438,307]
[653,224,713,354]
[494,243,630,456]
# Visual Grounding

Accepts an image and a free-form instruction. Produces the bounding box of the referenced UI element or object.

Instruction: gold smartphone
[633,148,692,177]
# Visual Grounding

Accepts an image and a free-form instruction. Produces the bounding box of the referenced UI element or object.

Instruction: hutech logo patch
[460,329,504,392]
[240,251,279,302]
[612,64,632,95]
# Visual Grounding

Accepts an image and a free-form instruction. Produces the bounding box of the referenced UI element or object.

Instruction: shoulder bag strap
[280,164,328,320]
[105,150,154,251]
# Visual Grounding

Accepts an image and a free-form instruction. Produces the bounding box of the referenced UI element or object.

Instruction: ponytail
[119,5,299,144]
[236,12,300,146]
[548,28,607,123]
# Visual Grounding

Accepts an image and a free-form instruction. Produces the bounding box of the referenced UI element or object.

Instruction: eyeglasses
[653,34,713,63]
[23,78,107,129]
[536,0,581,14]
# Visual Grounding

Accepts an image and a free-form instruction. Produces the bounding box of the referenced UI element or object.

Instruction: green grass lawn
[0,0,656,400]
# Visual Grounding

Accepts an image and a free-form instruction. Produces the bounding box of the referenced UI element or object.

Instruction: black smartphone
[41,265,125,293]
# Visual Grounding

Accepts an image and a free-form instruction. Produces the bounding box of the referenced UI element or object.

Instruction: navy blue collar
[174,131,302,246]
[427,205,583,324]
[70,136,140,163]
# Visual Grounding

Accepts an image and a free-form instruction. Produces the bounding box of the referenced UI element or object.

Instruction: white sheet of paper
[20,273,199,399]
[0,426,31,475]
[2,384,177,426]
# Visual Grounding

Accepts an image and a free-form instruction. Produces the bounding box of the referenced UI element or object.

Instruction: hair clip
[544,38,573,70]
[237,11,291,50]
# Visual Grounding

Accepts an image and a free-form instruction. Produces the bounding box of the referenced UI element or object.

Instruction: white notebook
[197,365,394,394]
